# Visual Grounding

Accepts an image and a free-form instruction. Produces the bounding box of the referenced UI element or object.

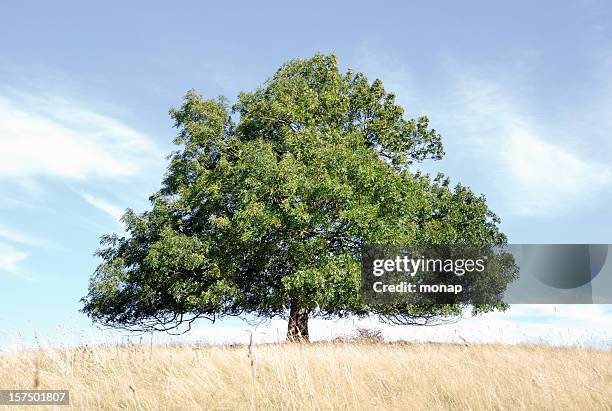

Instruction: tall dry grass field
[0,341,610,410]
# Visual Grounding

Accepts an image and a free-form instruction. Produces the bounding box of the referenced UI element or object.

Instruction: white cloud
[505,129,611,215]
[80,192,125,221]
[0,225,59,253]
[0,94,160,180]
[0,225,41,246]
[0,242,27,276]
[359,48,612,217]
[439,75,612,217]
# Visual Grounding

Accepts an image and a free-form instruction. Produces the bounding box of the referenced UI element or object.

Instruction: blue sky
[1,1,611,347]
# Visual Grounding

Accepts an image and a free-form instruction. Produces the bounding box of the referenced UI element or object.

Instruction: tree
[82,53,514,342]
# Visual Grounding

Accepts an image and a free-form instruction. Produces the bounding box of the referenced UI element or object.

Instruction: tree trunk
[287,299,309,342]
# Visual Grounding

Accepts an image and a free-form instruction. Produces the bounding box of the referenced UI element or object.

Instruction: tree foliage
[82,54,512,336]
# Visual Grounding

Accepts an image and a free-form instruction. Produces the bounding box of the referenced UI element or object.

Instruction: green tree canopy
[82,53,512,341]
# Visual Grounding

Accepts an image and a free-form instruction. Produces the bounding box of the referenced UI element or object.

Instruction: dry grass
[1,341,611,410]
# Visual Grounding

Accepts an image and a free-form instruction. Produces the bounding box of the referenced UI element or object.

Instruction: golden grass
[0,341,611,410]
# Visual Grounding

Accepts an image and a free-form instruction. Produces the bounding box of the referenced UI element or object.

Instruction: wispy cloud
[504,129,611,215]
[446,75,612,216]
[0,93,161,180]
[0,225,41,246]
[0,225,61,252]
[360,46,612,217]
[80,192,125,221]
[0,242,28,277]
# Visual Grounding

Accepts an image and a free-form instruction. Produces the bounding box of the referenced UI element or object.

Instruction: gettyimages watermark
[361,244,612,305]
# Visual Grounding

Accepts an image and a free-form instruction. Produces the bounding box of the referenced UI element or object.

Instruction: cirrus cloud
[0,93,161,180]
[0,242,27,277]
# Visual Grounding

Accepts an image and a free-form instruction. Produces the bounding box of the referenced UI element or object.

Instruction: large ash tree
[82,54,511,341]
